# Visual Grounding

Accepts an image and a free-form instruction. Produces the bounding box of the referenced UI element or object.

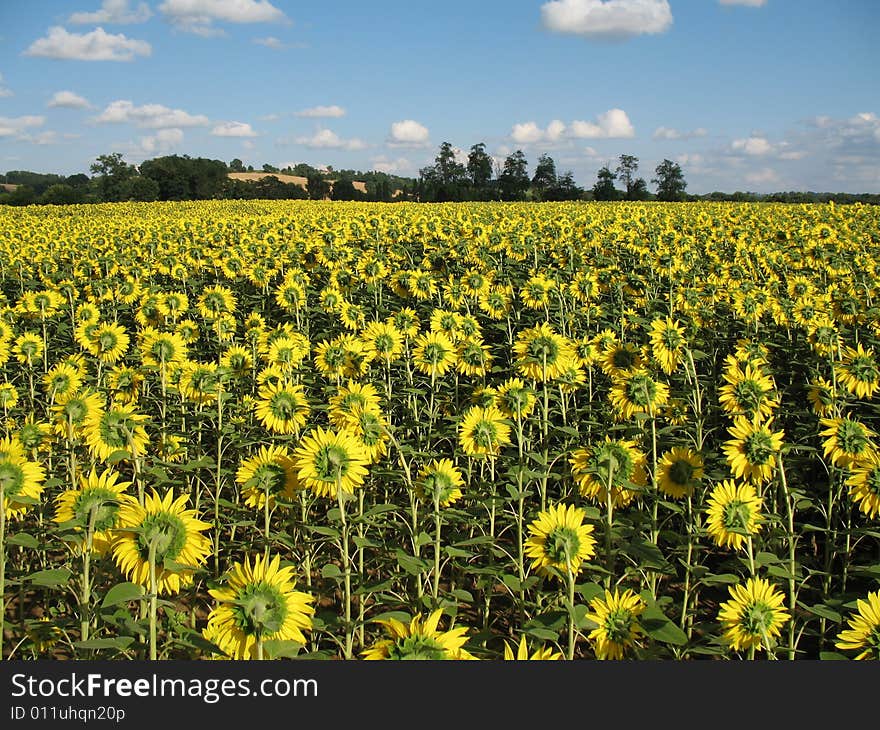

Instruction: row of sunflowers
[0,199,879,660]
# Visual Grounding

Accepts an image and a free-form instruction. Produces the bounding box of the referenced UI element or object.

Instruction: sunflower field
[1,199,879,661]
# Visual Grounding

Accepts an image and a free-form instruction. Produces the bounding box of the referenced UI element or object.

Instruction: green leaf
[75,637,135,651]
[819,651,849,661]
[641,606,688,646]
[7,533,39,549]
[27,568,71,588]
[700,573,740,585]
[262,640,304,659]
[804,604,841,623]
[107,449,132,464]
[321,564,342,580]
[101,582,145,607]
[395,549,428,575]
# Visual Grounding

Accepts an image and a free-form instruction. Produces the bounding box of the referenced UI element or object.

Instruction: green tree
[121,176,160,202]
[592,165,619,201]
[307,172,331,200]
[89,152,136,202]
[39,184,80,205]
[615,154,640,199]
[547,170,583,201]
[531,154,557,197]
[499,150,530,201]
[330,177,360,201]
[467,142,493,187]
[652,159,688,201]
[628,177,651,201]
[228,158,245,172]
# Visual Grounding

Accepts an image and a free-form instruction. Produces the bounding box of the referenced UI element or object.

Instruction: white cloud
[296,128,367,150]
[388,119,430,148]
[69,0,153,24]
[212,121,257,137]
[653,126,707,140]
[511,121,545,145]
[0,73,11,98]
[584,146,599,157]
[159,0,288,35]
[731,136,773,155]
[719,0,766,6]
[541,0,673,39]
[48,90,92,109]
[17,131,59,145]
[570,108,635,138]
[95,100,209,128]
[0,116,46,137]
[295,105,346,118]
[370,156,412,174]
[676,153,704,166]
[254,36,286,49]
[138,127,184,154]
[259,113,281,122]
[24,26,152,61]
[745,167,779,185]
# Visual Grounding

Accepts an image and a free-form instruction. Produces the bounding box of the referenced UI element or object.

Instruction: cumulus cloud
[388,119,430,148]
[510,111,634,146]
[745,167,779,185]
[570,109,635,138]
[212,121,257,137]
[48,90,92,109]
[95,100,209,128]
[541,0,673,39]
[296,128,367,150]
[0,116,46,137]
[159,0,288,36]
[253,36,286,49]
[731,135,774,155]
[69,0,153,24]
[370,156,412,175]
[17,131,59,145]
[295,105,346,118]
[24,26,152,61]
[138,127,185,154]
[653,126,707,140]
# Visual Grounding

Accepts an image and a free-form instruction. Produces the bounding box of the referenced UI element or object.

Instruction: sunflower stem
[776,452,797,660]
[80,505,98,644]
[335,473,353,660]
[604,463,616,589]
[566,565,577,661]
[0,481,6,660]
[148,537,158,661]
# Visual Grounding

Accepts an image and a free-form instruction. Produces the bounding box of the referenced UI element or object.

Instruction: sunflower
[387,308,420,340]
[139,328,188,369]
[176,361,221,404]
[52,468,134,555]
[520,274,555,310]
[599,341,644,379]
[495,378,537,419]
[112,489,211,595]
[13,332,44,366]
[648,317,686,374]
[87,323,130,365]
[83,404,149,462]
[846,457,880,519]
[429,309,463,341]
[456,339,493,378]
[719,362,778,420]
[293,426,370,499]
[360,321,404,364]
[458,405,511,458]
[503,635,563,660]
[361,609,475,660]
[585,588,646,660]
[197,285,237,321]
[807,317,841,358]
[0,382,18,410]
[412,331,457,378]
[478,285,512,320]
[416,458,465,507]
[717,577,790,655]
[705,479,763,551]
[524,503,597,579]
[220,345,253,378]
[52,390,105,440]
[512,323,576,382]
[609,370,670,421]
[313,337,352,380]
[0,438,46,520]
[328,381,383,427]
[254,381,310,435]
[570,438,648,508]
[838,343,880,400]
[236,445,300,511]
[267,334,310,371]
[657,447,704,499]
[42,362,83,402]
[340,407,389,464]
[723,416,784,484]
[203,553,315,660]
[820,416,877,468]
[807,376,837,417]
[835,590,880,660]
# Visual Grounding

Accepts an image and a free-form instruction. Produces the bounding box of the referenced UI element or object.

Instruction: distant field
[228,171,368,193]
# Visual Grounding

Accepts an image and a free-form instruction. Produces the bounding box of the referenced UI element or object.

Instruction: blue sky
[0,0,878,193]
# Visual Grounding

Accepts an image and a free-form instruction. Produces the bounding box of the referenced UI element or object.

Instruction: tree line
[2,148,878,206]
